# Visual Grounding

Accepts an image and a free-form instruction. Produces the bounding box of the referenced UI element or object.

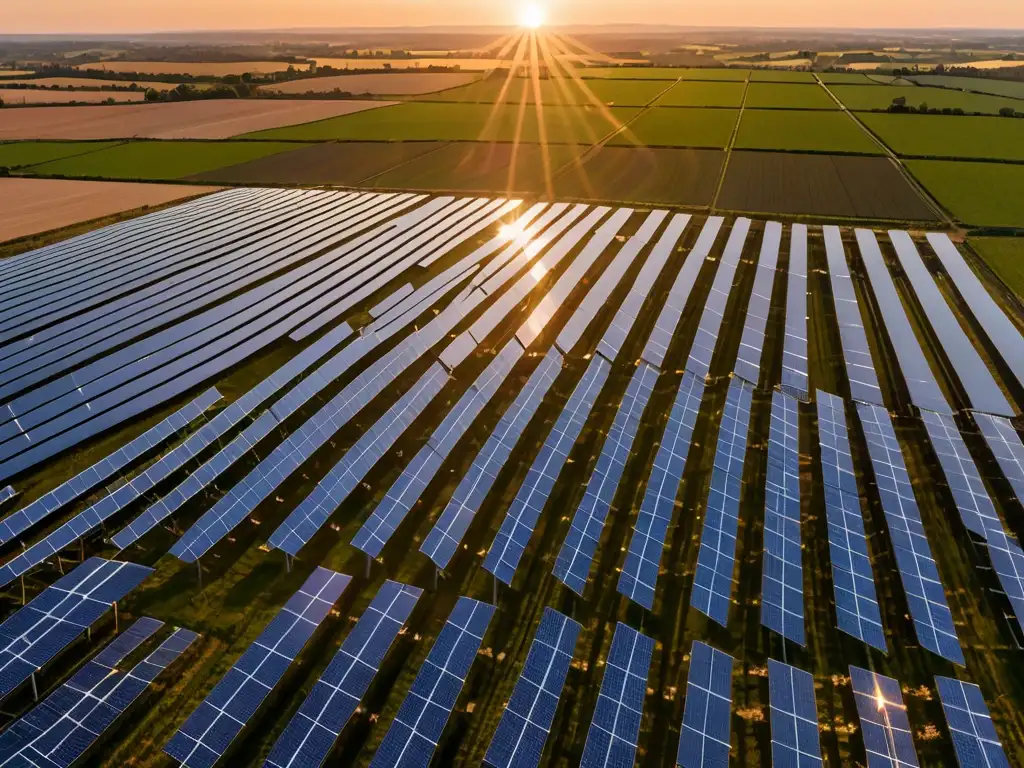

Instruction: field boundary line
[710,71,750,211]
[351,140,457,186]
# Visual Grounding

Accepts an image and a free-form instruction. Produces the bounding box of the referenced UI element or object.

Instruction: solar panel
[761,392,805,645]
[691,378,754,626]
[580,623,654,768]
[986,528,1024,632]
[265,580,422,768]
[935,676,1011,768]
[0,486,15,506]
[824,226,884,406]
[677,641,734,768]
[469,203,572,286]
[484,607,581,768]
[816,391,886,651]
[686,219,753,380]
[768,660,822,768]
[0,558,152,700]
[642,217,725,369]
[619,372,705,610]
[734,222,782,386]
[554,362,658,595]
[888,231,1013,417]
[422,349,563,569]
[371,597,495,768]
[856,403,964,665]
[781,224,809,400]
[557,210,671,355]
[165,568,350,768]
[484,355,611,585]
[856,230,951,415]
[849,666,920,768]
[974,413,1024,506]
[927,232,1024,397]
[419,201,549,270]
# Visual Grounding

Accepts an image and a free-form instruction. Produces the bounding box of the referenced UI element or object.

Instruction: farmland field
[418,76,668,106]
[654,80,745,107]
[969,237,1024,298]
[818,72,879,84]
[734,109,882,153]
[0,89,145,104]
[0,77,210,90]
[582,66,750,81]
[831,84,1024,114]
[0,100,394,140]
[0,140,119,169]
[743,82,838,109]
[75,60,301,75]
[748,69,817,82]
[861,113,1024,160]
[907,159,1024,227]
[911,74,1024,100]
[611,106,738,148]
[257,72,479,95]
[313,57,505,70]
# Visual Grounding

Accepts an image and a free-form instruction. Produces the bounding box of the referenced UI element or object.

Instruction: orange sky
[1,0,1021,33]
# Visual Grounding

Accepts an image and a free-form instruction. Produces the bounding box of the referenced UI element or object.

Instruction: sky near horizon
[2,0,1022,33]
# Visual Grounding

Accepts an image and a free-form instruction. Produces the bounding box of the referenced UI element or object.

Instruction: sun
[519,3,547,29]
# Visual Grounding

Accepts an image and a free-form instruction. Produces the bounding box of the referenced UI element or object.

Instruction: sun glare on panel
[519,3,547,29]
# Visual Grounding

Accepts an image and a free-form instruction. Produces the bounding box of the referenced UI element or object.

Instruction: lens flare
[519,3,546,29]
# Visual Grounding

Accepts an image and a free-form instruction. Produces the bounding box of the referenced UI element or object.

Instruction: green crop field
[970,237,1024,299]
[832,84,1024,115]
[818,72,879,84]
[912,74,1024,100]
[743,82,838,109]
[734,110,882,154]
[420,77,666,107]
[908,160,1024,227]
[749,69,816,82]
[611,107,738,148]
[861,113,1024,161]
[0,141,121,169]
[23,141,307,180]
[581,66,749,81]
[654,80,745,108]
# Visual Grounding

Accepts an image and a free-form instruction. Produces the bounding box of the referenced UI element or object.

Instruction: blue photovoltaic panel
[642,217,724,369]
[619,373,704,610]
[856,230,952,415]
[986,528,1024,633]
[554,362,658,595]
[0,558,152,700]
[856,403,964,665]
[761,392,805,645]
[371,598,495,768]
[264,580,422,768]
[850,667,920,768]
[781,224,809,400]
[484,355,611,585]
[734,222,782,386]
[422,349,563,569]
[691,378,753,626]
[824,226,884,407]
[974,413,1024,506]
[889,231,1013,417]
[678,641,734,768]
[935,676,1011,768]
[768,660,822,768]
[165,568,351,768]
[0,486,15,506]
[580,623,654,768]
[816,391,886,652]
[686,219,752,380]
[484,608,581,768]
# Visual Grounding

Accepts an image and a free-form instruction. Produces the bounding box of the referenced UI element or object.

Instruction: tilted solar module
[421,349,563,569]
[768,660,822,768]
[824,226,884,406]
[0,558,152,700]
[888,231,1014,417]
[856,403,964,665]
[580,623,654,768]
[849,667,920,768]
[484,607,581,768]
[935,676,1011,768]
[781,224,809,400]
[986,528,1024,631]
[761,391,805,645]
[691,378,754,626]
[686,218,753,380]
[856,230,952,415]
[554,362,659,595]
[816,391,887,651]
[0,486,15,506]
[371,597,495,768]
[484,355,611,585]
[734,221,782,386]
[264,580,422,768]
[642,217,725,369]
[974,413,1024,506]
[678,641,734,768]
[419,201,550,270]
[468,203,574,287]
[618,372,705,610]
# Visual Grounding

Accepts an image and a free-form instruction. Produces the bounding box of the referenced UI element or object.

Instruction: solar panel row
[678,641,733,768]
[849,666,919,768]
[856,402,964,665]
[781,224,809,400]
[974,413,1024,507]
[618,372,705,610]
[0,486,14,506]
[484,607,581,768]
[733,222,782,386]
[419,201,549,270]
[816,391,886,651]
[461,203,570,286]
[691,378,754,626]
[768,660,822,768]
[761,391,806,645]
[935,675,1011,768]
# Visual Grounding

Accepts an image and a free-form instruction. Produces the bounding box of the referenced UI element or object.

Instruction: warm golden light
[519,3,546,29]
